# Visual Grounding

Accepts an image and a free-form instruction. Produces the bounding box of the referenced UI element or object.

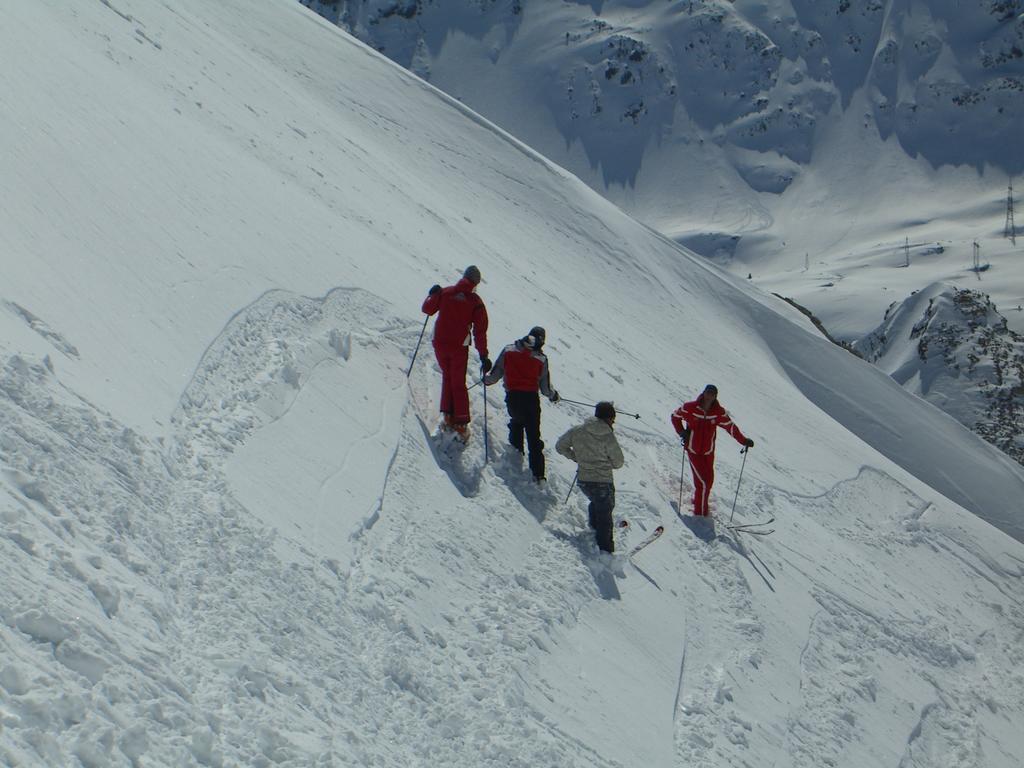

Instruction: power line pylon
[1006,179,1016,246]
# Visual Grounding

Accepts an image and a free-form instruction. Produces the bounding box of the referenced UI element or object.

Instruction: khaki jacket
[555,417,624,484]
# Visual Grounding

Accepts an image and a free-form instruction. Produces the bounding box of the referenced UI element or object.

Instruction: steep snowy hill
[2,1,1024,766]
[305,0,1024,470]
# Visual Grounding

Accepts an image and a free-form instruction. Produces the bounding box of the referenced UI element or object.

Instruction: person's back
[419,265,490,433]
[485,327,558,482]
[426,277,488,354]
[557,417,623,483]
[556,402,624,553]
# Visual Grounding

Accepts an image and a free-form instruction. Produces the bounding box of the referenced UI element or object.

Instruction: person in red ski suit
[670,384,753,517]
[421,265,490,437]
[483,326,560,482]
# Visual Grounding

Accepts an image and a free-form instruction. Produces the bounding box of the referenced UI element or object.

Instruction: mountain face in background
[305,0,1024,469]
[303,0,1023,212]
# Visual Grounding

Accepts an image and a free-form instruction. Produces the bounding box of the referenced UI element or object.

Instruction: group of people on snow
[421,266,753,555]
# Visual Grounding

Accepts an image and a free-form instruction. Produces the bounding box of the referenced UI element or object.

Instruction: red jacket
[484,340,554,396]
[671,397,748,456]
[422,277,488,356]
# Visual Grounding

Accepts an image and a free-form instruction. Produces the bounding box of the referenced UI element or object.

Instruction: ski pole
[481,365,489,464]
[406,316,429,379]
[558,397,596,408]
[728,447,749,524]
[558,397,640,420]
[564,470,578,505]
[679,449,687,515]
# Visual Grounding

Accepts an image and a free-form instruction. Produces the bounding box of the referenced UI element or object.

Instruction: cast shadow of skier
[415,418,483,497]
[490,445,556,524]
[681,514,717,543]
[549,527,622,601]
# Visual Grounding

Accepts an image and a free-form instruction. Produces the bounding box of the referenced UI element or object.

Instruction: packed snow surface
[2,1,1024,766]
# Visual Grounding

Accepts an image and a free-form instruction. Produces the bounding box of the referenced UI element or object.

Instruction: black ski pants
[505,390,545,481]
[578,481,615,553]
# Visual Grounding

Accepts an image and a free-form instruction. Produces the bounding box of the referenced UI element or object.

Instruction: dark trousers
[505,390,545,480]
[578,481,615,553]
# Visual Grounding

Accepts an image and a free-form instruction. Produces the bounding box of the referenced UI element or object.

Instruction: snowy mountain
[302,0,1024,229]
[855,283,1024,464]
[3,1,1024,766]
[303,0,1024,468]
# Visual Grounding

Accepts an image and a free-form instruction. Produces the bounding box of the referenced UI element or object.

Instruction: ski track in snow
[629,426,1024,767]
[0,287,648,765]
[3,283,1024,765]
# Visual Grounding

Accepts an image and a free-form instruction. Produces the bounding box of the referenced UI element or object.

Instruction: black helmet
[526,326,546,349]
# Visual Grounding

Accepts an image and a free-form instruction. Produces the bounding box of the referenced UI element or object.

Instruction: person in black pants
[483,326,559,482]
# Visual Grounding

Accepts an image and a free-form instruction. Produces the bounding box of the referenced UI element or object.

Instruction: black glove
[744,438,754,448]
[550,390,560,403]
[429,284,441,295]
[481,357,492,373]
[680,428,691,447]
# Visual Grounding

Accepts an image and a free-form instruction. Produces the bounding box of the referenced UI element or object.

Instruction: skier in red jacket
[483,326,560,482]
[670,384,753,517]
[421,265,490,439]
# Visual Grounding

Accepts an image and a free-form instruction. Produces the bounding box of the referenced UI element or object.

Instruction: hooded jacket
[421,277,488,357]
[555,417,624,484]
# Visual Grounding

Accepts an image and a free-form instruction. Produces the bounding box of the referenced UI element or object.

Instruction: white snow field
[2,1,1024,766]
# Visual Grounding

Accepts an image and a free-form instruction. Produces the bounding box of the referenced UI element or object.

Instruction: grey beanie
[463,265,482,285]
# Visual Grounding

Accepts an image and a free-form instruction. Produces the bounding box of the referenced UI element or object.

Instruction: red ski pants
[434,344,471,424]
[687,450,716,516]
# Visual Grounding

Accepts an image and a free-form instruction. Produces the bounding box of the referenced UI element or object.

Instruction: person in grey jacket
[555,401,625,553]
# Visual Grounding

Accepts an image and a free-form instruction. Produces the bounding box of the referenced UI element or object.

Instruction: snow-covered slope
[306,0,1024,465]
[2,1,1024,766]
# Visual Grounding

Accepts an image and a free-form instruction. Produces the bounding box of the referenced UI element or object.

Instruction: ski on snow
[725,517,774,536]
[625,525,664,557]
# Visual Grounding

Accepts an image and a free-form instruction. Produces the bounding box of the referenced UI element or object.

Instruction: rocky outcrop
[855,283,1024,466]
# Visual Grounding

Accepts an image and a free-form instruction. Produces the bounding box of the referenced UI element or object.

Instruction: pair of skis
[725,517,774,536]
[616,513,774,557]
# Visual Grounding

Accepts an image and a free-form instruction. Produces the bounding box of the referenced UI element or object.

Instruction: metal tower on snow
[1006,179,1016,246]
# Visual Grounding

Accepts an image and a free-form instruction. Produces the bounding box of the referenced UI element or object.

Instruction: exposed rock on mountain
[303,0,1024,196]
[856,283,1024,465]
